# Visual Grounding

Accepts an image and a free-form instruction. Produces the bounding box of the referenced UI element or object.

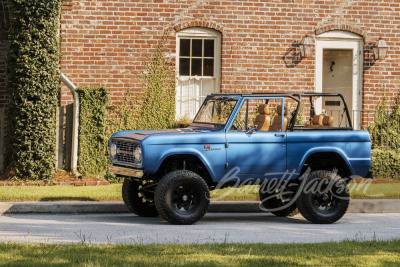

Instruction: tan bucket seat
[254,104,271,132]
[269,104,288,132]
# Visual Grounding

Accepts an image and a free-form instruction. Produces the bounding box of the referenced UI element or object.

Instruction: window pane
[204,39,214,57]
[231,100,247,131]
[203,59,214,76]
[179,58,190,76]
[180,39,190,57]
[191,58,202,76]
[192,39,202,57]
[194,100,237,125]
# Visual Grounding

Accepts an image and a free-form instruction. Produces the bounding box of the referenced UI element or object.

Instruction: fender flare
[152,149,217,182]
[298,147,355,175]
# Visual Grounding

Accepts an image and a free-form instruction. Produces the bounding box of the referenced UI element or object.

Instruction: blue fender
[145,148,220,182]
[297,147,354,175]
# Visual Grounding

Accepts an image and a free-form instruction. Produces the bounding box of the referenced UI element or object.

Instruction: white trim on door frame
[315,31,363,129]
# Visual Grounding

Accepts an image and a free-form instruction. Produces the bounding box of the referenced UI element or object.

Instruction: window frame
[176,27,221,86]
[226,97,286,133]
[178,39,215,77]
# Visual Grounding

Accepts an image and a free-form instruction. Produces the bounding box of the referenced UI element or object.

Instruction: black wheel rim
[311,191,338,214]
[171,182,201,215]
[309,180,341,214]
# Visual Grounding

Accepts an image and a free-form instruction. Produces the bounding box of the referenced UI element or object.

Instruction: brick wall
[59,0,400,124]
[0,0,397,125]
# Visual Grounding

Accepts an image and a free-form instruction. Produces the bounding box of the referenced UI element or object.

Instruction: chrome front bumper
[109,165,143,178]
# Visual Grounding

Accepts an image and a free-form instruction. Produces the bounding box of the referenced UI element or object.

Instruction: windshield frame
[192,97,240,129]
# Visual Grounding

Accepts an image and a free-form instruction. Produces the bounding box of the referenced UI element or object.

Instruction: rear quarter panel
[286,130,371,177]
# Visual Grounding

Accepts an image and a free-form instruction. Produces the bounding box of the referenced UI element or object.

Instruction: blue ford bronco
[109,93,372,225]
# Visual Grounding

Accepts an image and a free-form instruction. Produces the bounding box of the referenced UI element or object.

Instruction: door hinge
[225,163,229,169]
[225,142,229,148]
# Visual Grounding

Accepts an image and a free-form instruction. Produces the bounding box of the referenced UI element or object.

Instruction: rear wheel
[122,179,159,217]
[296,170,350,224]
[154,170,210,225]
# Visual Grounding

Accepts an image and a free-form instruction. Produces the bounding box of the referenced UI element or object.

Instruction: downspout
[60,73,79,173]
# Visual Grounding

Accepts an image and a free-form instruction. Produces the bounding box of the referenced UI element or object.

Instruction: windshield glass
[193,99,237,125]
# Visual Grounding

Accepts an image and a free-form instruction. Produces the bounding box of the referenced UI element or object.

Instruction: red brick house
[1,0,400,129]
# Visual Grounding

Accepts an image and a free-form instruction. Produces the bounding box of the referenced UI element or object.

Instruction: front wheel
[154,170,210,225]
[296,170,350,224]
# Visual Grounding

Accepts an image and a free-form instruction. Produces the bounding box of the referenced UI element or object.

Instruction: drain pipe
[60,73,79,173]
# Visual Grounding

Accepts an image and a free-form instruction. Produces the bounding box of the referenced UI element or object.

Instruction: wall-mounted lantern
[299,35,313,58]
[373,38,388,60]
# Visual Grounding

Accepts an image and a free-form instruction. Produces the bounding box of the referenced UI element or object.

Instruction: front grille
[114,140,139,165]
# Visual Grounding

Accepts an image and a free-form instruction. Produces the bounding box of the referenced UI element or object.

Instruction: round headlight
[133,147,142,163]
[110,143,117,158]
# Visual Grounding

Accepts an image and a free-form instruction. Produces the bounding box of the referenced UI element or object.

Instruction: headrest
[323,115,334,126]
[276,105,288,116]
[312,115,324,125]
[258,104,270,115]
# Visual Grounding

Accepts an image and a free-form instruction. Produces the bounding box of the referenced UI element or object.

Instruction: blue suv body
[109,93,372,225]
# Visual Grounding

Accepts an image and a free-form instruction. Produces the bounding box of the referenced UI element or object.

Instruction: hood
[111,124,218,141]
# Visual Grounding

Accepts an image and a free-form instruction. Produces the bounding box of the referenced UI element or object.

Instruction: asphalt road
[0,213,399,245]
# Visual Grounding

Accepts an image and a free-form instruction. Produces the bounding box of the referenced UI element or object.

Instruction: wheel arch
[155,153,215,186]
[299,148,354,179]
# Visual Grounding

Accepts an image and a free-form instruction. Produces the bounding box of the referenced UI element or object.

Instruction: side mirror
[246,125,258,135]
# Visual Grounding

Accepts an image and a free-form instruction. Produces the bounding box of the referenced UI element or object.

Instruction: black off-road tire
[259,188,299,217]
[296,170,350,224]
[122,179,159,217]
[154,170,210,225]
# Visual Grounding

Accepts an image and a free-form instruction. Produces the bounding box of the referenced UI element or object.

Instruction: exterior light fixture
[373,38,388,60]
[299,35,313,58]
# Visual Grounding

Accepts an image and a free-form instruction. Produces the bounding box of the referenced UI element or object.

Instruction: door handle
[274,133,285,137]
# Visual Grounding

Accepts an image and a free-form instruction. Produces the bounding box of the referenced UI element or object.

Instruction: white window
[176,27,221,119]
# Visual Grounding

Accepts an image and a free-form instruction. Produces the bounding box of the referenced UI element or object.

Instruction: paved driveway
[0,213,399,244]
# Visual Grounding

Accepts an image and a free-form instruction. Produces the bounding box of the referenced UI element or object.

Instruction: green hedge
[6,0,62,180]
[371,149,400,178]
[77,86,109,176]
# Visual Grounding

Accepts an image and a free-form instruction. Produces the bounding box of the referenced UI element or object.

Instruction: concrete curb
[1,199,400,215]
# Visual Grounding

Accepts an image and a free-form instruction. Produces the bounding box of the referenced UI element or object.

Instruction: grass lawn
[0,184,122,202]
[0,240,399,266]
[0,182,399,202]
[211,183,400,201]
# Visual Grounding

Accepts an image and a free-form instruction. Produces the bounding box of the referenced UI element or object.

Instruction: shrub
[106,31,176,136]
[76,86,109,176]
[370,149,400,179]
[369,95,400,150]
[6,0,62,180]
[135,30,176,130]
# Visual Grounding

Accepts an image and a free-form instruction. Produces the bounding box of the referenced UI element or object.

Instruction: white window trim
[175,27,222,119]
[315,31,363,129]
[176,27,221,89]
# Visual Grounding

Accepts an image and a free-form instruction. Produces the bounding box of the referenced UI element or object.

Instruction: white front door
[315,31,363,129]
